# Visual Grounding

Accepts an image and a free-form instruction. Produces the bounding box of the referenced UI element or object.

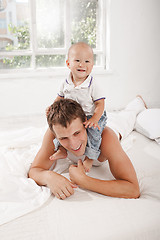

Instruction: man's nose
[70,138,80,149]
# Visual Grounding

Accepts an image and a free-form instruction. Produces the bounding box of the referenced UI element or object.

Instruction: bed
[0,111,160,240]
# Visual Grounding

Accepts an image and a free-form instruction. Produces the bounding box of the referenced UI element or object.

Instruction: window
[0,18,7,29]
[0,0,110,74]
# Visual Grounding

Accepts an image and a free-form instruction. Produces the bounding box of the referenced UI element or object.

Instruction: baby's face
[66,44,94,82]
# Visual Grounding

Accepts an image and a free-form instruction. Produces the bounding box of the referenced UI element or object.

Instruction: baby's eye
[85,60,90,63]
[75,59,80,62]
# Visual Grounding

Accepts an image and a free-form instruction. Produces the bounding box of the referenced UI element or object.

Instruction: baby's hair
[67,42,94,59]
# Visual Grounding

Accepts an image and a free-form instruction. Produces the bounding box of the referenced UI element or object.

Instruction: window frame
[0,0,111,79]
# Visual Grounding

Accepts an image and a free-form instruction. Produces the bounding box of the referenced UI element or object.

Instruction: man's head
[47,99,87,156]
[47,98,86,130]
[66,42,94,82]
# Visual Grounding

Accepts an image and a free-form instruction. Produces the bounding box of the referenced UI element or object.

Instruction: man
[29,97,146,200]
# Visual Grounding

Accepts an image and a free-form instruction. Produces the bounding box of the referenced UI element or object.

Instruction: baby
[46,42,107,172]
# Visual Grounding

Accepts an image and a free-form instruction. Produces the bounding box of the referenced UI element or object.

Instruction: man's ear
[66,59,70,69]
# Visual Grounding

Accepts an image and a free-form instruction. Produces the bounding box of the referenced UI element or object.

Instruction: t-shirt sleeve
[57,81,65,97]
[91,79,106,102]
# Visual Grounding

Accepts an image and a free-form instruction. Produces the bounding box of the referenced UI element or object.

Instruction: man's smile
[71,144,82,152]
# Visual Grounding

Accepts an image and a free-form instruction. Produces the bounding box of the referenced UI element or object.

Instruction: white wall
[107,0,160,109]
[0,0,160,117]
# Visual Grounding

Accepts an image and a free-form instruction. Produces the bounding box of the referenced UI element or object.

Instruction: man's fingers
[71,183,78,188]
[68,179,77,188]
[69,164,76,169]
[61,188,72,197]
[55,193,61,199]
[55,182,76,200]
[58,192,66,200]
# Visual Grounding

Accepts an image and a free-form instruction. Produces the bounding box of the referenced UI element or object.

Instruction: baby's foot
[49,147,67,161]
[83,158,93,172]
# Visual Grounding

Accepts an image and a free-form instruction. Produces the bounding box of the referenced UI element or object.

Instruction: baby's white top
[58,74,106,116]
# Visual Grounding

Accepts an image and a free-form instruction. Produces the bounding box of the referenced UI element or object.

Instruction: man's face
[52,118,87,157]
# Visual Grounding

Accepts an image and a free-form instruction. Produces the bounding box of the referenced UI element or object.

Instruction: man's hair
[47,98,86,131]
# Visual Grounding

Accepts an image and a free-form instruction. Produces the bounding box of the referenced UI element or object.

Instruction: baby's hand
[84,118,100,130]
[45,106,51,117]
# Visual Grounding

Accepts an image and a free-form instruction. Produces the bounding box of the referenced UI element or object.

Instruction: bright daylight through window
[0,0,108,72]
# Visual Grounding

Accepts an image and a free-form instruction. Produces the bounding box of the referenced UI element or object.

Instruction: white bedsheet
[0,125,135,226]
[0,127,160,240]
[0,127,51,225]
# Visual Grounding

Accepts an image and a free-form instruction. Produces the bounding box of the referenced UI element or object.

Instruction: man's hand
[69,160,87,186]
[46,171,77,200]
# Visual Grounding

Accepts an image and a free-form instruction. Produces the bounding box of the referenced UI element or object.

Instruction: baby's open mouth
[77,69,85,72]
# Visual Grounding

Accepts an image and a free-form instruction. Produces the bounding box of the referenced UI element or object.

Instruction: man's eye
[60,137,67,140]
[74,131,80,136]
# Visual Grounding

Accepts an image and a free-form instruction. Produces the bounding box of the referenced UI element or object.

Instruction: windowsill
[0,66,113,79]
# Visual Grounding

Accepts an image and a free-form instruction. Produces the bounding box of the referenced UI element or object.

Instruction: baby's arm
[55,95,64,101]
[84,99,105,130]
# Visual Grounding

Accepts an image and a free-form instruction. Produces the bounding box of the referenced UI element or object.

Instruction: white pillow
[135,109,160,139]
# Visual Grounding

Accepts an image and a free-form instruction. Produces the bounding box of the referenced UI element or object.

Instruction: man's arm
[69,127,140,199]
[28,128,76,200]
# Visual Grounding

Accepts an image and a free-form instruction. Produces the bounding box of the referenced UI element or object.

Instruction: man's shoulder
[101,127,120,152]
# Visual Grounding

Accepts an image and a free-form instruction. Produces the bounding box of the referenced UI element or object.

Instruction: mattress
[0,127,160,240]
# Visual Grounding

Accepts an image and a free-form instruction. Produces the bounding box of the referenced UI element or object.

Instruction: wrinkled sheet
[0,126,51,225]
[0,127,160,240]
